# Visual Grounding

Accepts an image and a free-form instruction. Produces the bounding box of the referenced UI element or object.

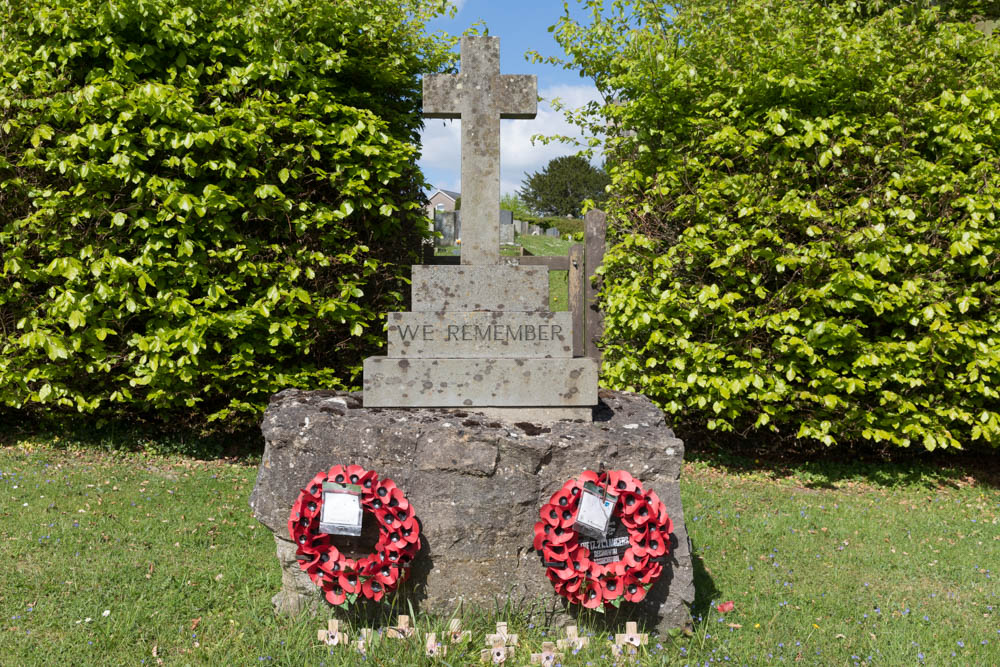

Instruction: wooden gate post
[568,243,584,357]
[584,209,607,362]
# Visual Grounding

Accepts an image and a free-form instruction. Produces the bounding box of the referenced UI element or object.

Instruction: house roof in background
[431,189,460,201]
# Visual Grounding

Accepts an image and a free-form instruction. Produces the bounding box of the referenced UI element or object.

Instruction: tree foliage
[553,0,1000,450]
[519,155,609,217]
[0,0,454,425]
[500,193,531,219]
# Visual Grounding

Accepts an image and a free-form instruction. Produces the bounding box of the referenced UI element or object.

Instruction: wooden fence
[421,209,606,362]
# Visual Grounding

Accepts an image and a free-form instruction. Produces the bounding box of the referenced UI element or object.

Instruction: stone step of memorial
[363,357,598,407]
[387,311,573,358]
[411,265,549,312]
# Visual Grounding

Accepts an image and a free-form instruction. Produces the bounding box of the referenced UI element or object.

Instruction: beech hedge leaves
[0,0,453,423]
[555,1,1000,449]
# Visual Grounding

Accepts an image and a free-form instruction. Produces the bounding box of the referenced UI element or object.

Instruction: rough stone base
[250,388,694,634]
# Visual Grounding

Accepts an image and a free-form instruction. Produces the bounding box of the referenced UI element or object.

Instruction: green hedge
[555,0,1000,450]
[0,0,452,424]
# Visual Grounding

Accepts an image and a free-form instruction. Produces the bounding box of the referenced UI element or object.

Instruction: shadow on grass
[679,425,1000,491]
[689,541,721,625]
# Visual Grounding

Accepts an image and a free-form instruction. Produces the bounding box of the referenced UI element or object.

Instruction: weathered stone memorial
[250,35,693,634]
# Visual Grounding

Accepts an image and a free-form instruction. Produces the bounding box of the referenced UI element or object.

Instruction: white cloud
[418,83,603,197]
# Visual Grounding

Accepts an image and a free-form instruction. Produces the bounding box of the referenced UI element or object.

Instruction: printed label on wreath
[320,482,363,535]
[578,518,630,565]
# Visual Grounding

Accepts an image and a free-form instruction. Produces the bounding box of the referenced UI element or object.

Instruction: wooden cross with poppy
[530,641,563,666]
[448,618,471,644]
[386,614,415,639]
[556,625,589,651]
[611,621,648,659]
[425,632,446,657]
[355,628,374,654]
[317,619,348,646]
[481,622,519,663]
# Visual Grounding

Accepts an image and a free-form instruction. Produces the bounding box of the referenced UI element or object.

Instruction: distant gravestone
[500,223,515,244]
[545,227,560,237]
[434,210,458,246]
[363,35,597,420]
[500,209,513,227]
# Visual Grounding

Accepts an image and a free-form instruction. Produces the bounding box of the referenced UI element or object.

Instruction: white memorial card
[574,481,618,540]
[319,482,363,536]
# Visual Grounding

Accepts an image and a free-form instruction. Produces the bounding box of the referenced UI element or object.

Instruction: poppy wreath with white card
[533,470,673,610]
[288,465,420,605]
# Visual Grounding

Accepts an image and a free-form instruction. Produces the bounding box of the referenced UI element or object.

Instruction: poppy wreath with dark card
[533,470,674,610]
[287,465,420,605]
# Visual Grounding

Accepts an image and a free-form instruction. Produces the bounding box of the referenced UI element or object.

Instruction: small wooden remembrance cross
[317,619,347,646]
[423,36,537,265]
[530,641,563,666]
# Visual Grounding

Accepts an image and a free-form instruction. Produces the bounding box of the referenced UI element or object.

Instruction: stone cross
[424,36,537,265]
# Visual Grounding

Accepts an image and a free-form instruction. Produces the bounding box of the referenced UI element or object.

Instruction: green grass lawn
[2,436,997,665]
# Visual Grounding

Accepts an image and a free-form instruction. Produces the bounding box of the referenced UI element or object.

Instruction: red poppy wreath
[288,465,420,605]
[533,470,674,610]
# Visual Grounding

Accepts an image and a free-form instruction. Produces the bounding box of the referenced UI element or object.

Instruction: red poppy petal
[608,469,640,494]
[623,575,645,602]
[548,526,575,545]
[601,576,623,601]
[579,470,601,485]
[581,582,603,609]
[345,464,366,483]
[717,601,735,613]
[338,572,360,593]
[325,585,347,605]
[553,563,579,580]
[608,560,629,578]
[374,478,398,501]
[326,466,346,484]
[588,560,608,578]
[305,473,327,497]
[620,492,644,515]
[624,548,648,570]
[660,514,674,538]
[298,550,322,573]
[645,529,666,557]
[540,503,561,527]
[398,517,420,543]
[638,561,663,584]
[376,565,400,586]
[533,522,551,551]
[318,549,342,573]
[387,487,410,511]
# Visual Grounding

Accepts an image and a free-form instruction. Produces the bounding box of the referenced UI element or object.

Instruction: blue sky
[418,0,602,198]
